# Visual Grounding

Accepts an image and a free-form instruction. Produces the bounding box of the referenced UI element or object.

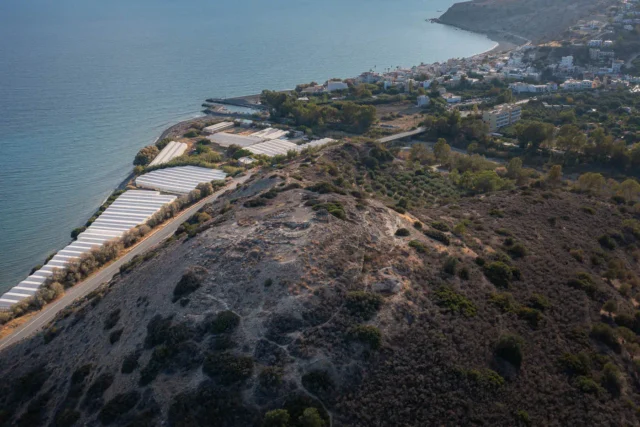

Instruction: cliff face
[439,0,605,43]
[0,142,639,426]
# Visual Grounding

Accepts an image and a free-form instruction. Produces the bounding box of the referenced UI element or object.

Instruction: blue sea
[0,0,495,292]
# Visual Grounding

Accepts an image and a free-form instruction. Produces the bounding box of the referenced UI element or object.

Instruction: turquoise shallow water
[0,0,494,292]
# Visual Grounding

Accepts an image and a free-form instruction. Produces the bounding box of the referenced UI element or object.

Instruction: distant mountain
[439,0,608,43]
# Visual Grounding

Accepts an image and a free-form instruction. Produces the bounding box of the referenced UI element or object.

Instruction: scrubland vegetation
[0,131,639,426]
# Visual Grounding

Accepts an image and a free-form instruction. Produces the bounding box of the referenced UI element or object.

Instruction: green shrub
[424,229,450,245]
[263,409,291,427]
[490,292,517,312]
[581,206,596,215]
[345,291,383,320]
[103,309,120,330]
[84,373,114,404]
[109,328,123,344]
[559,352,591,376]
[121,351,141,374]
[598,234,617,250]
[435,287,477,317]
[601,362,622,396]
[495,334,524,367]
[202,352,254,385]
[144,315,173,348]
[574,376,602,394]
[413,221,423,230]
[570,249,585,262]
[484,262,513,288]
[306,182,344,194]
[431,221,450,232]
[515,410,531,426]
[395,228,410,237]
[567,272,599,298]
[301,370,334,397]
[590,323,621,353]
[465,368,505,389]
[173,268,205,302]
[527,293,550,311]
[258,367,284,389]
[210,310,241,334]
[517,306,543,328]
[443,257,458,275]
[244,197,268,208]
[299,407,325,427]
[348,325,382,349]
[408,240,428,253]
[312,202,346,220]
[506,242,527,259]
[495,228,512,236]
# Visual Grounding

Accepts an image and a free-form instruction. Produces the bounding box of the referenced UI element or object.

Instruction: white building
[588,40,603,47]
[560,79,594,91]
[327,80,349,92]
[560,56,574,70]
[482,104,522,132]
[417,95,430,107]
[612,60,624,73]
[509,82,557,94]
[442,93,461,104]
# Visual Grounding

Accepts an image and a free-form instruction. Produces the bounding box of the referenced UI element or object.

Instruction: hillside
[438,0,608,43]
[1,142,640,426]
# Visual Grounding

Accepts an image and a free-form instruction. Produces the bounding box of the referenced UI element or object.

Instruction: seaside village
[3,0,640,311]
[292,0,640,133]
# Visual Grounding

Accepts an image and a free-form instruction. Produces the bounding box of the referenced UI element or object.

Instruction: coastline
[4,24,508,297]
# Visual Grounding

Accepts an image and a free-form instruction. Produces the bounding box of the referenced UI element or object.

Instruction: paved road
[377,126,427,143]
[0,174,251,351]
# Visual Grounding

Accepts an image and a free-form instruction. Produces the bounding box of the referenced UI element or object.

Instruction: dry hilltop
[0,142,640,426]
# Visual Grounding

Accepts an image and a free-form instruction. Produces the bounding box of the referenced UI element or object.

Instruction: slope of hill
[0,142,639,426]
[438,0,608,43]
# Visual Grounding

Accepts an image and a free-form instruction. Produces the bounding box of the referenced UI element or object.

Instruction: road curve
[0,174,252,351]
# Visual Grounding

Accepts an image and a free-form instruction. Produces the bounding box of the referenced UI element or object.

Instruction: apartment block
[482,104,522,132]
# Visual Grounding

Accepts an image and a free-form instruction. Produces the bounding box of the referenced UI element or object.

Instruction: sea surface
[0,0,495,292]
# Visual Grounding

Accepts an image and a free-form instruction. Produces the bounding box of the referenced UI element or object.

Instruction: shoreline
[5,24,515,297]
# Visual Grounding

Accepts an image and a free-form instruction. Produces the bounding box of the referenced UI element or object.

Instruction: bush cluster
[434,287,477,317]
[348,325,382,349]
[345,291,383,320]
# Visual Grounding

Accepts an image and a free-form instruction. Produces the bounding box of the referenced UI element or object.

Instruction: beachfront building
[482,104,522,132]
